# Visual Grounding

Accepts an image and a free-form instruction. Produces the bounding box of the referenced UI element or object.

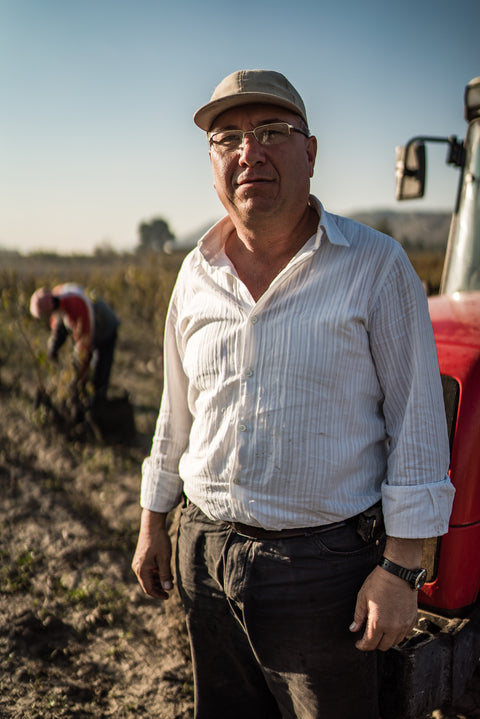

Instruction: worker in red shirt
[30,283,120,403]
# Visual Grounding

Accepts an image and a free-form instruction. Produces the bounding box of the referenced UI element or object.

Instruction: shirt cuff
[140,461,184,513]
[381,474,456,538]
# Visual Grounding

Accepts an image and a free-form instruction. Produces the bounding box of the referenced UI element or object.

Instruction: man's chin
[237,182,274,197]
[235,188,277,211]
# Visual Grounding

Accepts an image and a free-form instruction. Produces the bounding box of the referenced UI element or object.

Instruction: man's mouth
[236,176,272,187]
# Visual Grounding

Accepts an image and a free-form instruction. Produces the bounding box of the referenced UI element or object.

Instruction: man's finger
[354,615,383,651]
[143,568,171,600]
[159,571,174,592]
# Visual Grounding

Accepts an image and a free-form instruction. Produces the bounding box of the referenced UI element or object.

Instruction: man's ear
[307,135,317,178]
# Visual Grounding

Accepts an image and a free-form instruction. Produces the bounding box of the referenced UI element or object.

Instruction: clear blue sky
[1,0,479,254]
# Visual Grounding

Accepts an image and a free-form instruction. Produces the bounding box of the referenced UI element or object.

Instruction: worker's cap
[30,287,54,318]
[193,69,308,131]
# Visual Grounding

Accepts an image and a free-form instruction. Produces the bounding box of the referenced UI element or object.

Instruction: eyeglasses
[208,122,309,152]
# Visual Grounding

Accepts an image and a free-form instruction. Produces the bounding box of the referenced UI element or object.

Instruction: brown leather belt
[227,517,353,540]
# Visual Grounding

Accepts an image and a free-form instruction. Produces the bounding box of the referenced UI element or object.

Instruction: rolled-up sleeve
[382,476,455,538]
[140,290,192,513]
[369,248,455,538]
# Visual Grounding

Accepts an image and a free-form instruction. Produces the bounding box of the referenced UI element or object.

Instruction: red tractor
[380,76,480,718]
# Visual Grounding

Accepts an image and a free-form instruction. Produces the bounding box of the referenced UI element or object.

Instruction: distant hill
[350,210,451,251]
[176,211,451,252]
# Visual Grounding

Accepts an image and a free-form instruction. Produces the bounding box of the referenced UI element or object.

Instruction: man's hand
[349,566,418,651]
[349,537,423,651]
[132,509,174,600]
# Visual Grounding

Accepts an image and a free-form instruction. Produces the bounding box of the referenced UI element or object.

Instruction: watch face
[414,568,428,590]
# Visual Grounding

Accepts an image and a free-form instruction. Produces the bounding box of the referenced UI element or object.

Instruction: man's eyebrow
[210,125,239,132]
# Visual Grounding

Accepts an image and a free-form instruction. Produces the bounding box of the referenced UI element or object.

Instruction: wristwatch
[378,557,427,590]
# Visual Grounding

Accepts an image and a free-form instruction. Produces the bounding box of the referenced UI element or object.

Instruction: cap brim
[194,92,307,131]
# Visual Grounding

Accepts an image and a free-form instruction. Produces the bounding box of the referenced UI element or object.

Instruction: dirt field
[1,251,479,718]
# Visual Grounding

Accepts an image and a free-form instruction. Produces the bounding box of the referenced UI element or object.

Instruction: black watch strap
[378,556,427,590]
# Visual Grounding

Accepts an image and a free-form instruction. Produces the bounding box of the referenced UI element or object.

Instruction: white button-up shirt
[141,197,455,538]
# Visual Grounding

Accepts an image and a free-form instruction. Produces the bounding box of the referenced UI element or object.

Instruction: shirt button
[245,368,254,378]
[239,424,247,432]
[250,316,258,324]
[233,477,242,485]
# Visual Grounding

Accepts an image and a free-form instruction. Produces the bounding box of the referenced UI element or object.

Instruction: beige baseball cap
[194,69,308,131]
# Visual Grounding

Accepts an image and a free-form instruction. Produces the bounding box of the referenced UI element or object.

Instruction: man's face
[208,103,317,227]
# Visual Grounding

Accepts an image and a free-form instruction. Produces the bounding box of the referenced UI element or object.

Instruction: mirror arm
[407,135,465,167]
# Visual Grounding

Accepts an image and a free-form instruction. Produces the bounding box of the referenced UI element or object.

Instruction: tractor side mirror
[395,140,426,200]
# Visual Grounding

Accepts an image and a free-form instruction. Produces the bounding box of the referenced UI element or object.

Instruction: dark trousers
[92,332,117,399]
[176,503,385,719]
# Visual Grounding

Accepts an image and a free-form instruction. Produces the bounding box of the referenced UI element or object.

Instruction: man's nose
[238,133,265,164]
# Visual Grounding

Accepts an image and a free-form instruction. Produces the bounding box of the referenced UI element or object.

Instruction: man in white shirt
[132,69,455,719]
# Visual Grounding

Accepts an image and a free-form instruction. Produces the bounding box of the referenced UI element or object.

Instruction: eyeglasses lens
[210,122,292,151]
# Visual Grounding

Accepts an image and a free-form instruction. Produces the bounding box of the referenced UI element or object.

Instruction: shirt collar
[197,215,239,271]
[309,196,351,249]
[197,195,351,267]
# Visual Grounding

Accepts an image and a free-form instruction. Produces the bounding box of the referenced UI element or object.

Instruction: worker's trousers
[176,502,384,719]
[92,331,117,400]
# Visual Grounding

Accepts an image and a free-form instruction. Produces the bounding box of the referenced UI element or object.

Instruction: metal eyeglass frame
[208,122,310,151]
